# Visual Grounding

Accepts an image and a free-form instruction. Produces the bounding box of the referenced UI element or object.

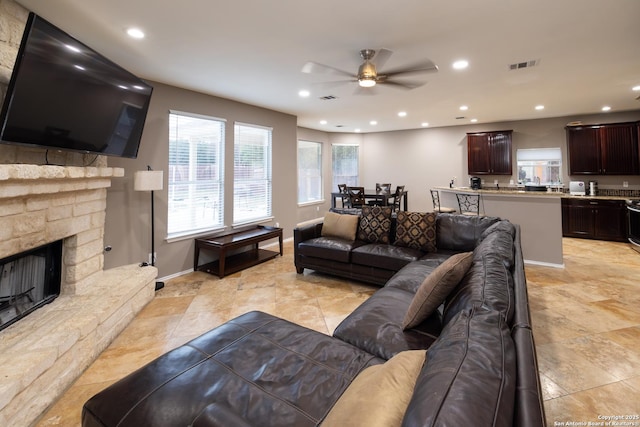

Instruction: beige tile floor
[35,238,640,426]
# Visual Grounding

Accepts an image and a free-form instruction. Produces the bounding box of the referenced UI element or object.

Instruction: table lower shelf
[196,248,279,278]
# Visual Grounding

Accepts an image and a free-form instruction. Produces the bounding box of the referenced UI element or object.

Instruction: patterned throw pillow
[394,211,437,252]
[357,206,393,243]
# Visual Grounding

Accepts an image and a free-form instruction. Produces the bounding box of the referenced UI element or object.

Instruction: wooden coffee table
[194,225,283,278]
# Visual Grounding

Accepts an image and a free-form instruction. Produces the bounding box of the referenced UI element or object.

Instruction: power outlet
[623,181,629,188]
[148,252,156,265]
[275,222,280,228]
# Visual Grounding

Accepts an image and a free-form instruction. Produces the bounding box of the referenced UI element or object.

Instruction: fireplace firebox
[0,240,62,331]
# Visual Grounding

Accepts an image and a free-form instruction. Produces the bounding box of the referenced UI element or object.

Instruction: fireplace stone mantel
[0,163,156,427]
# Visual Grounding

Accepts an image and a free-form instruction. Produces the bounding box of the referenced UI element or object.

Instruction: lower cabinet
[561,198,628,242]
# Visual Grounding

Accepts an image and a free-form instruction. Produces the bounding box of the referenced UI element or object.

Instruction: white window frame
[167,110,225,241]
[331,143,359,191]
[516,148,562,186]
[297,140,323,206]
[233,122,273,226]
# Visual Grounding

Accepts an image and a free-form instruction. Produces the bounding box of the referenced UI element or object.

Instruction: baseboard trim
[524,259,565,269]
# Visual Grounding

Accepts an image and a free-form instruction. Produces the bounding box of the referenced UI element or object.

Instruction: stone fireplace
[0,164,157,426]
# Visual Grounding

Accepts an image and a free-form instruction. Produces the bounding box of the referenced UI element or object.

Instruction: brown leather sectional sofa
[82,213,545,427]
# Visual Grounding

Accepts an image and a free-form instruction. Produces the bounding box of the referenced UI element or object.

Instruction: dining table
[330,188,408,211]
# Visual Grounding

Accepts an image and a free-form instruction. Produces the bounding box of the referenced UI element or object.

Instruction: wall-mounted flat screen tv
[0,13,153,159]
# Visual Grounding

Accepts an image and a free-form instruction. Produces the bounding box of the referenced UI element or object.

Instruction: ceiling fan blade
[381,79,427,90]
[382,60,439,78]
[372,48,392,69]
[301,61,355,78]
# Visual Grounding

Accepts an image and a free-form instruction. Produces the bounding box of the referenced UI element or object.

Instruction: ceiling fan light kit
[303,48,438,91]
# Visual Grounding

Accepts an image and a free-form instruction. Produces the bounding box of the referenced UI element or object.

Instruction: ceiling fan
[302,48,438,90]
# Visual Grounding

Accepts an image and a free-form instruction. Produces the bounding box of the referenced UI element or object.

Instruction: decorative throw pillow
[394,211,437,252]
[402,252,474,330]
[357,205,393,243]
[321,211,359,241]
[321,350,427,427]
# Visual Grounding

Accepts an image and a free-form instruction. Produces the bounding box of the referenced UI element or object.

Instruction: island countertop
[435,186,633,201]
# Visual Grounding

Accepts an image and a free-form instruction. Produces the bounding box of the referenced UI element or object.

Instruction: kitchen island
[437,186,633,266]
[437,187,566,266]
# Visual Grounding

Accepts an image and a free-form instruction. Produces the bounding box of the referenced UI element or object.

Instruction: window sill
[166,226,227,243]
[297,200,325,208]
[232,217,275,229]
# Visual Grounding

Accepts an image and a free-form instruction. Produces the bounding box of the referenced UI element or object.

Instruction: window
[233,123,272,225]
[332,144,359,191]
[298,140,323,204]
[167,111,225,239]
[516,148,562,185]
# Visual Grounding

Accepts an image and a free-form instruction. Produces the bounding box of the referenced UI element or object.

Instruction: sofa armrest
[294,222,323,245]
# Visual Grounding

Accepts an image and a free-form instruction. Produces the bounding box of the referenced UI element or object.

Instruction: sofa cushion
[403,252,473,330]
[298,237,365,263]
[357,205,393,243]
[394,211,437,252]
[333,287,442,360]
[351,243,423,271]
[401,307,516,427]
[82,311,383,427]
[384,259,442,294]
[436,213,500,252]
[322,350,426,427]
[321,211,360,241]
[442,229,516,325]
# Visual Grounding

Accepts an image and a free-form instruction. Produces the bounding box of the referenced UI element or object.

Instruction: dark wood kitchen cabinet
[467,130,512,175]
[561,198,628,242]
[566,122,639,175]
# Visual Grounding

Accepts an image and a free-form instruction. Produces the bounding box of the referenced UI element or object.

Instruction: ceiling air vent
[319,95,338,100]
[508,59,539,70]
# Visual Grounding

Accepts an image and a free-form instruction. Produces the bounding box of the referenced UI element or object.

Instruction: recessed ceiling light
[319,120,327,125]
[126,28,145,39]
[298,90,310,97]
[535,105,545,110]
[370,120,377,125]
[470,118,478,123]
[354,128,361,133]
[632,85,640,91]
[453,60,469,70]
[398,111,407,117]
[459,105,469,111]
[421,122,429,127]
[602,106,611,112]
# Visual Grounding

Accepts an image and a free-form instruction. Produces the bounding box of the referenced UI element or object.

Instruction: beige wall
[358,111,640,212]
[104,82,298,277]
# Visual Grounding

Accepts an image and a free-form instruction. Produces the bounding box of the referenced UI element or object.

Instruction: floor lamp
[134,166,164,291]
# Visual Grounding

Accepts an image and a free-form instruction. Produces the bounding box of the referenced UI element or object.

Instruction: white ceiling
[16,0,640,133]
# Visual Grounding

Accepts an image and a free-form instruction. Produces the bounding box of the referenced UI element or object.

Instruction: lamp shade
[134,170,163,192]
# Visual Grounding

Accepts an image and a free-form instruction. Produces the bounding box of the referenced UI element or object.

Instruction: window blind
[167,111,225,238]
[298,140,322,204]
[332,144,359,191]
[233,123,272,224]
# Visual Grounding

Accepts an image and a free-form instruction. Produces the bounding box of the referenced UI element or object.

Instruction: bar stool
[430,189,456,213]
[456,193,481,216]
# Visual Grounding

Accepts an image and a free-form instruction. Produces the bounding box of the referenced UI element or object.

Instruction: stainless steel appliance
[627,199,640,253]
[569,181,585,196]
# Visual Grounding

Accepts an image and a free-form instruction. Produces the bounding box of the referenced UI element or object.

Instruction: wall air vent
[319,95,338,100]
[455,116,466,120]
[509,59,539,70]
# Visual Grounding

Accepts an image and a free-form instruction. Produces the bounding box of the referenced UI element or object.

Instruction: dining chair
[368,183,392,205]
[430,189,456,213]
[456,193,481,216]
[347,186,366,208]
[390,185,405,212]
[337,184,351,208]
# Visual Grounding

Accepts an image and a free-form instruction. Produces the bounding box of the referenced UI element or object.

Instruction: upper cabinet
[467,130,513,175]
[566,122,639,175]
